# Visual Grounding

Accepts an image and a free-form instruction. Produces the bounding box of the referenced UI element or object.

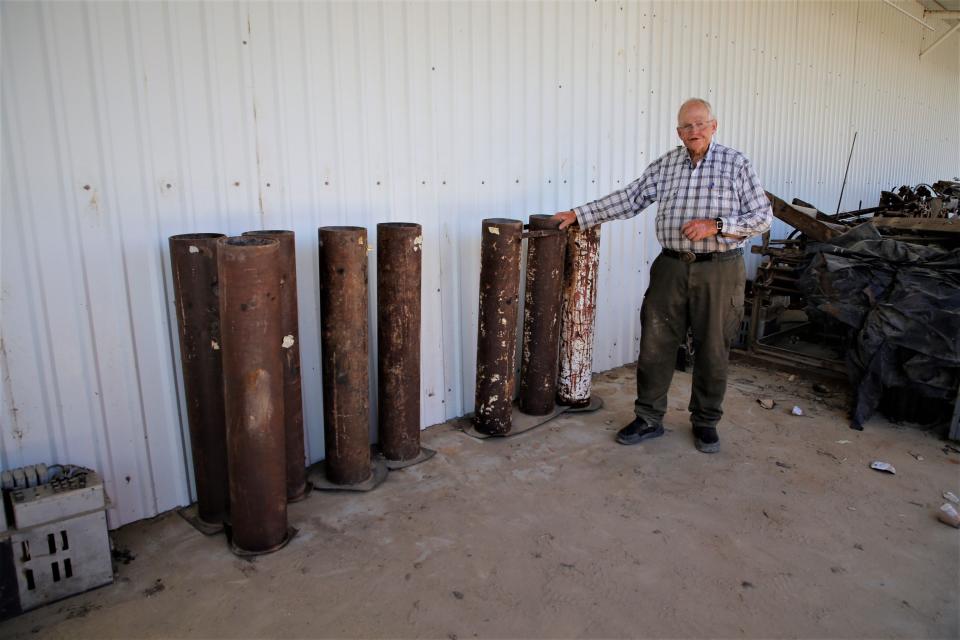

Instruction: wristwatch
[715,217,724,232]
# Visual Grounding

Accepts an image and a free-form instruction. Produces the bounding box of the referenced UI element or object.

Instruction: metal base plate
[458,402,569,440]
[563,396,605,413]
[308,457,389,492]
[229,526,298,557]
[286,480,313,503]
[383,447,437,470]
[176,505,225,536]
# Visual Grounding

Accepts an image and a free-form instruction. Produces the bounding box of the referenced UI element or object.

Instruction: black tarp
[798,222,960,429]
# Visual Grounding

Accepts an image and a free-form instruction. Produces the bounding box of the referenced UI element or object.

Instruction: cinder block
[1,465,113,618]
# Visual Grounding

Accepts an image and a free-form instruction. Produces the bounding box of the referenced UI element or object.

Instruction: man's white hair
[678,98,714,122]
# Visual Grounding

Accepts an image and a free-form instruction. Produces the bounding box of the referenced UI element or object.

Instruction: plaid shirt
[573,142,772,252]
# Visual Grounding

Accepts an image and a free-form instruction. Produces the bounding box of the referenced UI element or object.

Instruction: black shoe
[616,418,664,445]
[693,426,720,453]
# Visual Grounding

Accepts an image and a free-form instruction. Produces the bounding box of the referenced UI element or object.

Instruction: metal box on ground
[0,465,113,619]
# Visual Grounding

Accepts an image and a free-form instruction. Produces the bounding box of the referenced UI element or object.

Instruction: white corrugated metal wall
[2,0,957,527]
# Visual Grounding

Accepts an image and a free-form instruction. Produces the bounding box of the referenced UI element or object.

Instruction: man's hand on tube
[552,211,579,230]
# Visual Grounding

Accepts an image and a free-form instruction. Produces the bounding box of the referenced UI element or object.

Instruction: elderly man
[552,98,772,453]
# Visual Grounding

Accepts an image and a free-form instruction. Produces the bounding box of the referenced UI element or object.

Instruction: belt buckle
[680,250,697,264]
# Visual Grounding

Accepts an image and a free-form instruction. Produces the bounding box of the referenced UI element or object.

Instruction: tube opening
[377,222,421,229]
[224,236,276,247]
[243,230,293,236]
[170,233,225,240]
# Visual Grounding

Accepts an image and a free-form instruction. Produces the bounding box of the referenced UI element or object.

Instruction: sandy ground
[3,361,959,639]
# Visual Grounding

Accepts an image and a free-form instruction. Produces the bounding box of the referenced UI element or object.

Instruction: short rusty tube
[168,233,229,526]
[474,218,523,435]
[376,223,422,461]
[318,226,372,484]
[557,225,602,407]
[218,236,287,553]
[519,215,567,415]
[242,230,307,501]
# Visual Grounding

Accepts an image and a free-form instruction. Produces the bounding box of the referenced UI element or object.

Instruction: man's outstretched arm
[550,162,660,230]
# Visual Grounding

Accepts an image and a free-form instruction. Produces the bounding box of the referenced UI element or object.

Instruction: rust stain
[0,336,23,442]
[557,226,601,406]
[474,219,522,434]
[519,215,566,415]
[376,224,422,461]
[252,101,265,219]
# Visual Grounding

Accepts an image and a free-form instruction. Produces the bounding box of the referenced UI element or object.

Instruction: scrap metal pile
[747,182,960,435]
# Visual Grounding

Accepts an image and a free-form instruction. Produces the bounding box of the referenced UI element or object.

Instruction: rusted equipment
[474,218,523,435]
[765,192,841,242]
[168,233,229,529]
[318,226,372,484]
[242,230,307,501]
[519,215,567,415]
[376,223,423,461]
[556,225,601,407]
[218,236,288,554]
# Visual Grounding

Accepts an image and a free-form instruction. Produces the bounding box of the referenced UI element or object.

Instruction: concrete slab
[2,362,958,638]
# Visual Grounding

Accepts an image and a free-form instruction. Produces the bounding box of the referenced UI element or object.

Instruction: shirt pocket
[709,177,740,215]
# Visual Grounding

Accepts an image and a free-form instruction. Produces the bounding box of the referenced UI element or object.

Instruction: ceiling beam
[921,21,960,58]
[883,0,936,30]
[924,10,960,19]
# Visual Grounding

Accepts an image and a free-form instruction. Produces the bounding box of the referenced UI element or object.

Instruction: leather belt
[661,247,743,264]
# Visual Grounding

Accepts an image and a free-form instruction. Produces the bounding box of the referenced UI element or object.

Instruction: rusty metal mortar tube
[376,223,423,461]
[474,218,523,435]
[519,215,567,415]
[242,230,307,501]
[218,236,287,553]
[168,233,229,526]
[557,225,602,407]
[318,226,372,484]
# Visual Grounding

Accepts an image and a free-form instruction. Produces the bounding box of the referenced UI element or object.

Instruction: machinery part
[519,215,566,415]
[168,233,230,527]
[376,223,423,462]
[474,218,523,435]
[766,192,840,242]
[0,464,49,491]
[243,230,307,501]
[318,226,372,485]
[218,236,288,554]
[557,225,602,407]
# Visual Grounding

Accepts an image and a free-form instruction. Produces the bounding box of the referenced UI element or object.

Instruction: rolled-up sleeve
[572,161,660,229]
[717,161,773,242]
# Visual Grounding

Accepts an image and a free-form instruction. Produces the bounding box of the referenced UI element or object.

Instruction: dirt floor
[3,361,959,639]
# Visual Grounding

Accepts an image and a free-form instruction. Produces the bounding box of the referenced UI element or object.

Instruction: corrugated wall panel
[2,0,957,527]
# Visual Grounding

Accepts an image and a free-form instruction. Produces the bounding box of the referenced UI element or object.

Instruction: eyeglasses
[677,120,714,134]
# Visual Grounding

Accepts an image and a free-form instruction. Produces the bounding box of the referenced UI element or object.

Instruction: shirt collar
[684,141,716,168]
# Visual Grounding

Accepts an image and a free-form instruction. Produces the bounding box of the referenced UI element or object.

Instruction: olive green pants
[634,253,746,429]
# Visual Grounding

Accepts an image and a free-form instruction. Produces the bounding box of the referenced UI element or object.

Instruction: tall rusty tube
[474,218,523,435]
[519,215,567,415]
[242,230,307,501]
[557,225,602,407]
[318,226,372,484]
[218,236,287,553]
[376,223,422,461]
[168,233,229,526]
